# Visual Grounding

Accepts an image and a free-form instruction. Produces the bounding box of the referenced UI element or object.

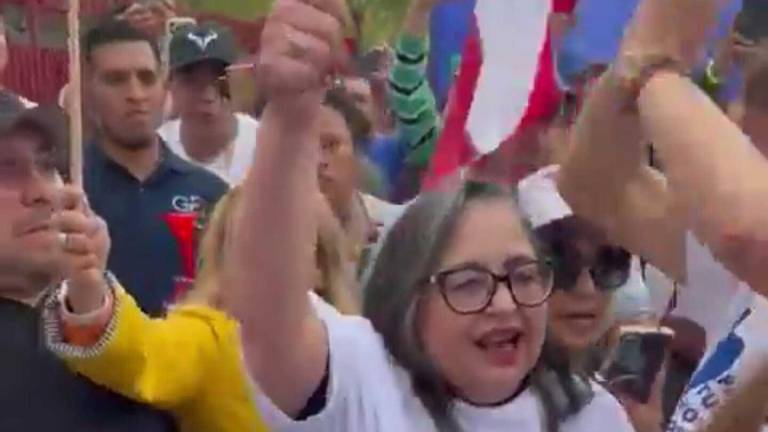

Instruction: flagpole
[67,0,83,187]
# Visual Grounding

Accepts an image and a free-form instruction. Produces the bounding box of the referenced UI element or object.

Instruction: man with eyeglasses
[159,23,260,185]
[0,104,174,431]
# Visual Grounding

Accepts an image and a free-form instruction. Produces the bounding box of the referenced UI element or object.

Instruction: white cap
[517,165,573,229]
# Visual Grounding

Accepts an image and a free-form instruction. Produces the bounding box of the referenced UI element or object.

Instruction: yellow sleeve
[47,286,221,411]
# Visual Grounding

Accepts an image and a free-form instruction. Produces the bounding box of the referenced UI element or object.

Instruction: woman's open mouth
[475,328,523,367]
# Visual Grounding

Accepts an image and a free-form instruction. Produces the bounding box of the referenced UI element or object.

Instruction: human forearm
[402,0,433,38]
[232,102,321,343]
[559,73,684,278]
[230,101,329,416]
[389,32,440,167]
[230,0,345,416]
[638,72,768,291]
[560,73,646,222]
[46,285,204,409]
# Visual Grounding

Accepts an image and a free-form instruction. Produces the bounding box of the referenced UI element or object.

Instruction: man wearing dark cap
[0,104,175,431]
[159,22,259,185]
[82,18,227,316]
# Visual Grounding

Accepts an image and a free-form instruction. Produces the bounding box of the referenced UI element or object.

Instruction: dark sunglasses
[549,241,631,292]
[536,219,631,292]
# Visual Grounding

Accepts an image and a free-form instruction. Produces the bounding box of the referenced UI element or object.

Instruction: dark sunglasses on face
[424,258,554,315]
[549,241,631,292]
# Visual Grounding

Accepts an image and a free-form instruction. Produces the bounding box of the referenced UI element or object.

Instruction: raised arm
[227,0,347,416]
[388,0,442,168]
[606,0,768,294]
[45,285,221,410]
[557,0,736,282]
[638,72,768,295]
[558,71,686,280]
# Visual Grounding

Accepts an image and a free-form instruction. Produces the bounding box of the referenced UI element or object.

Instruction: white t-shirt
[258,310,634,432]
[673,233,753,348]
[668,234,768,431]
[158,113,259,185]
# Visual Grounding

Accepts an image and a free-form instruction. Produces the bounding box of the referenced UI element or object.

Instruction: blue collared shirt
[84,140,228,316]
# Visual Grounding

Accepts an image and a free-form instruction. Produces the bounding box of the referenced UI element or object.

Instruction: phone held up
[601,325,675,404]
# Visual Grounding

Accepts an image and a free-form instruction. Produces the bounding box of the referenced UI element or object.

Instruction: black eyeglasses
[425,259,553,315]
[550,243,631,292]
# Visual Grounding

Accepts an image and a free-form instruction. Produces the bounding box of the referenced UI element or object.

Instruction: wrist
[611,55,689,111]
[403,2,433,36]
[63,272,112,315]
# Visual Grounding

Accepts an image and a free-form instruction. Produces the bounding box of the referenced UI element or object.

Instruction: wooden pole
[67,0,83,187]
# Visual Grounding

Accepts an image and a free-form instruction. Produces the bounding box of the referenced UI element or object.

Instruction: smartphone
[601,325,675,404]
[166,16,196,37]
[162,17,196,69]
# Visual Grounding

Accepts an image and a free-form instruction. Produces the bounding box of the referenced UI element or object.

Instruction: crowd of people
[1,0,768,431]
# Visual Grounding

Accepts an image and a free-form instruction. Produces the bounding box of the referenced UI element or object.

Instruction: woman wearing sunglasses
[520,166,665,432]
[520,167,635,365]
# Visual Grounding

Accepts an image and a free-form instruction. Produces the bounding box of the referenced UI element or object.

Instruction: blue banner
[428,0,475,109]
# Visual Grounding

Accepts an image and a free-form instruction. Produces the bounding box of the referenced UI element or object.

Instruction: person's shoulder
[362,194,406,227]
[233,113,260,153]
[236,112,260,128]
[158,119,182,147]
[316,296,387,360]
[169,303,239,343]
[158,118,181,134]
[175,157,229,197]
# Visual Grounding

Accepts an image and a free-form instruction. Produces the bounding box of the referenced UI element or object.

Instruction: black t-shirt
[0,298,176,432]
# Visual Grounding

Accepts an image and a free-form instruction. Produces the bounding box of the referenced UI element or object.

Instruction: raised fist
[258,0,348,105]
[619,0,725,69]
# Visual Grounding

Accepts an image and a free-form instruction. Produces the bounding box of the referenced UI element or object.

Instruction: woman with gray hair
[229,1,634,431]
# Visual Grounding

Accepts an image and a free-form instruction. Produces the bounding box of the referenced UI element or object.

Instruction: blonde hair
[184,186,359,314]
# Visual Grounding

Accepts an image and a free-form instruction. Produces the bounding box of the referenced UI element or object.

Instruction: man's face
[171,62,231,122]
[87,41,165,150]
[344,77,375,127]
[0,131,62,295]
[315,106,359,219]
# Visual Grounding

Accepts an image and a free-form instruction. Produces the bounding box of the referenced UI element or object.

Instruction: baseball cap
[169,23,238,71]
[0,104,69,177]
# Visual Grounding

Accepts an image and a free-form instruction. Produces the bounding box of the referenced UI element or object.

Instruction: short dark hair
[83,17,161,66]
[323,84,372,149]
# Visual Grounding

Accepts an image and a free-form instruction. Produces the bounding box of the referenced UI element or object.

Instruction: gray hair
[362,182,549,431]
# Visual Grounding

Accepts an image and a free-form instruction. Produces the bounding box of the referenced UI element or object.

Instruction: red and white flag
[423,0,575,189]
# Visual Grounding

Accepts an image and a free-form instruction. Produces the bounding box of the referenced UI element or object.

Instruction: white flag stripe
[467,0,550,155]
